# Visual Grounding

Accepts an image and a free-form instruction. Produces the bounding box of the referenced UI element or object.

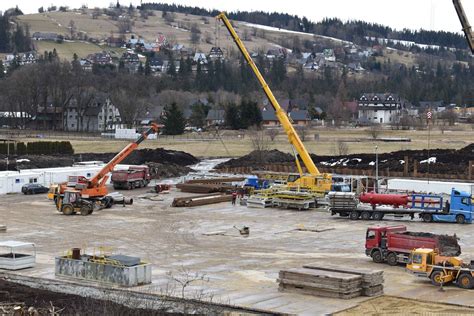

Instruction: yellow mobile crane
[217,13,332,193]
[453,0,473,54]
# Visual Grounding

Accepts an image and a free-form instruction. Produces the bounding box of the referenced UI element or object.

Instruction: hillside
[17,9,307,60]
[12,9,399,62]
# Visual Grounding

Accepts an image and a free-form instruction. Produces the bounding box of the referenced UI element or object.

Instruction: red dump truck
[111,166,151,190]
[365,225,461,266]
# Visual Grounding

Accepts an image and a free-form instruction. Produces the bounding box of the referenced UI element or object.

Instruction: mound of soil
[0,279,167,315]
[76,148,199,167]
[0,148,199,178]
[217,144,474,174]
[218,149,293,168]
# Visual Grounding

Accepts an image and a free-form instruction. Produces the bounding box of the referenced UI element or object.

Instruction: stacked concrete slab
[278,264,383,299]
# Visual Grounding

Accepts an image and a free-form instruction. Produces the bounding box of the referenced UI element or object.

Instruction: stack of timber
[278,265,383,299]
[304,264,384,297]
[176,183,235,193]
[327,192,358,210]
[278,268,362,299]
[176,177,245,194]
[172,193,232,207]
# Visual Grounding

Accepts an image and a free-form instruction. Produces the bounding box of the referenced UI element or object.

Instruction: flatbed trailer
[328,189,473,224]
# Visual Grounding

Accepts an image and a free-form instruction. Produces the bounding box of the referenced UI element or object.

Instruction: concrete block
[55,257,152,287]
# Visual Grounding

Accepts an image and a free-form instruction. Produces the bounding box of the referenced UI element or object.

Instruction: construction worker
[231,191,237,205]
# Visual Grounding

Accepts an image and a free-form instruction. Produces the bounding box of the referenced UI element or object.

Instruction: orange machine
[55,123,160,211]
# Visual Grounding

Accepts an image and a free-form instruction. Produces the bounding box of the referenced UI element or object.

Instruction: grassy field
[32,41,125,59]
[14,126,473,158]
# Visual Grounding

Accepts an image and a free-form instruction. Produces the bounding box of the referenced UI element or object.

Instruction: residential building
[288,110,310,126]
[358,93,403,124]
[261,108,279,126]
[79,58,93,72]
[135,105,164,125]
[419,101,444,112]
[87,51,113,65]
[107,36,124,48]
[193,52,207,64]
[120,51,140,72]
[206,109,225,126]
[208,47,224,60]
[33,106,63,130]
[31,32,60,41]
[64,95,121,132]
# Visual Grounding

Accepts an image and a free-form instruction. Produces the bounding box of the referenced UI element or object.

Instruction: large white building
[358,93,403,125]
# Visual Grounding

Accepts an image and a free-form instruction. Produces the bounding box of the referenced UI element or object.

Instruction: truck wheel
[386,252,398,266]
[80,206,91,216]
[457,273,474,289]
[371,250,383,263]
[456,215,465,224]
[349,211,360,220]
[127,182,132,190]
[62,205,74,215]
[372,212,384,220]
[361,211,371,220]
[430,270,444,286]
[422,213,432,223]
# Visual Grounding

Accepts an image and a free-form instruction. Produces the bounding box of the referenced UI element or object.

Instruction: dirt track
[335,295,474,315]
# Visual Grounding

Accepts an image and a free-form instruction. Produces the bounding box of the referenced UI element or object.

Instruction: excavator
[453,0,473,54]
[55,123,160,215]
[216,13,332,194]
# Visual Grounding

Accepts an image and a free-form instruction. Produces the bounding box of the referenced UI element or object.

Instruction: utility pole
[6,140,9,171]
[427,110,432,183]
[375,145,378,193]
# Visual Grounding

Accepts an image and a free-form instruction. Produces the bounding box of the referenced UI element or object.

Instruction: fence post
[403,156,409,177]
[469,160,473,180]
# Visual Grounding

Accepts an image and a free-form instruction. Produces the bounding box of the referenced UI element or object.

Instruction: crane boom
[89,123,160,188]
[216,13,321,176]
[453,0,474,54]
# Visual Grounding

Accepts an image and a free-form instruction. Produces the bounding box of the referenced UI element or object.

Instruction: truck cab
[406,248,437,277]
[244,176,269,190]
[365,225,407,256]
[432,189,473,224]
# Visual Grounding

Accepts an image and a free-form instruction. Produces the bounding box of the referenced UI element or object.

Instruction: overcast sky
[1,0,473,34]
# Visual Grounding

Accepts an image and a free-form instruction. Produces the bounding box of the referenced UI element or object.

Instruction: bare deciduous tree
[117,17,132,34]
[190,24,201,45]
[337,141,349,155]
[266,128,278,141]
[367,124,382,139]
[295,125,309,141]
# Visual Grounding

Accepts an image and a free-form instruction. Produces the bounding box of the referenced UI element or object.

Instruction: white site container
[387,178,474,195]
[0,170,43,195]
[0,240,36,270]
[0,164,134,195]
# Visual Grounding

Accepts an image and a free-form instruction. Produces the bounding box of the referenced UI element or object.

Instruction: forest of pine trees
[0,7,32,53]
[140,3,469,50]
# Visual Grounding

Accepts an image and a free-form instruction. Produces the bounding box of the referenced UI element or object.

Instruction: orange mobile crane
[453,0,473,54]
[55,123,160,215]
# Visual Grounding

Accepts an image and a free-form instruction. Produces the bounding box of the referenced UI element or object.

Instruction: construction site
[1,4,474,316]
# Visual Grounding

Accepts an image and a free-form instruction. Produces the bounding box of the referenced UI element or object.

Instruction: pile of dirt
[217,149,294,168]
[148,162,194,179]
[0,148,199,178]
[0,279,168,315]
[217,144,474,174]
[76,148,199,167]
